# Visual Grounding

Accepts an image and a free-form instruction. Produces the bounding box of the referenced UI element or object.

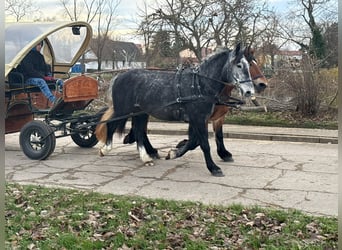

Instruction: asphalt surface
[5,122,338,217]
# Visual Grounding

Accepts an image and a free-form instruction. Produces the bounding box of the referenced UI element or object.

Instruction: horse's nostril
[245,91,251,97]
[258,83,267,90]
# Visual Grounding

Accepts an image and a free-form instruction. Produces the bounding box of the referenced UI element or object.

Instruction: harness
[88,66,250,127]
[162,66,247,108]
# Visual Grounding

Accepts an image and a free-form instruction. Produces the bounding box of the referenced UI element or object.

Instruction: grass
[223,110,338,130]
[6,183,338,249]
[147,109,338,130]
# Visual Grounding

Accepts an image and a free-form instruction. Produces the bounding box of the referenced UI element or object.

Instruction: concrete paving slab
[5,125,338,217]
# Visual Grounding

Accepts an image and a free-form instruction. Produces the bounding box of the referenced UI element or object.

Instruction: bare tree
[59,0,121,71]
[138,0,270,62]
[59,0,101,23]
[280,0,337,62]
[5,0,39,21]
[94,0,121,71]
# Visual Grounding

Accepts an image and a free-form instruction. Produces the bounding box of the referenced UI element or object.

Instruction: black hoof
[222,156,234,162]
[218,151,233,162]
[211,169,225,177]
[150,152,160,159]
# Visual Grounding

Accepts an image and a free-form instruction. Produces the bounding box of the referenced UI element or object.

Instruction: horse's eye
[237,63,242,68]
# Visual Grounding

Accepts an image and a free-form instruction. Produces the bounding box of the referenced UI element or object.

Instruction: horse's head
[224,43,254,97]
[244,46,268,94]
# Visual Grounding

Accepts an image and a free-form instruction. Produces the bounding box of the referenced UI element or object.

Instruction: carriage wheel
[19,120,56,160]
[70,113,98,148]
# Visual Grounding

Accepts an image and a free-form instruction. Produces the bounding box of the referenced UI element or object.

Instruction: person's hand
[43,76,55,81]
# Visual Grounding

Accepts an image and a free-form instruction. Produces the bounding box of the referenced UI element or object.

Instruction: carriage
[5,21,103,160]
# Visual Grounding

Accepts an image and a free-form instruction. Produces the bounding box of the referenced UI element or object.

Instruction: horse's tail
[105,74,119,106]
[95,106,114,143]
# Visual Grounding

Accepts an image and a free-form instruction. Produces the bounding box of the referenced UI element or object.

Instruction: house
[179,47,213,65]
[84,38,146,72]
[275,50,303,68]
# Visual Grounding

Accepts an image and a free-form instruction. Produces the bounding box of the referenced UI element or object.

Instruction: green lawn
[6,183,337,249]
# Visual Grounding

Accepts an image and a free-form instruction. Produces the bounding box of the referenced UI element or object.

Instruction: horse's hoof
[99,149,104,157]
[222,156,234,162]
[211,169,225,177]
[150,153,160,159]
[166,149,177,160]
[144,161,154,166]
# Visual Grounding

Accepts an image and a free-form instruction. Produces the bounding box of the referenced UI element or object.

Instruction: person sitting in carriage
[19,40,63,105]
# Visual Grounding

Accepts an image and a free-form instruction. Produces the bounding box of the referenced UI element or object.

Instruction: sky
[20,0,289,44]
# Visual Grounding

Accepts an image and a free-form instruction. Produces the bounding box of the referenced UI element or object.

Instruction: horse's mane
[199,48,231,69]
[199,45,246,72]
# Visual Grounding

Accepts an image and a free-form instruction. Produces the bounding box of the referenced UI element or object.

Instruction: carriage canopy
[5,21,93,77]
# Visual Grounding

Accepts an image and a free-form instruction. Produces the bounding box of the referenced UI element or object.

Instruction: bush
[271,55,337,117]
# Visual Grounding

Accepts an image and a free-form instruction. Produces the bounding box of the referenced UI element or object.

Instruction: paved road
[5,127,338,217]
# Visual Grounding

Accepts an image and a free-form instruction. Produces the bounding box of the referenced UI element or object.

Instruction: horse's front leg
[212,118,233,162]
[195,120,224,177]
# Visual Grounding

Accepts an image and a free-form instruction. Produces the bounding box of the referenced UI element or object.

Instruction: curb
[142,128,338,144]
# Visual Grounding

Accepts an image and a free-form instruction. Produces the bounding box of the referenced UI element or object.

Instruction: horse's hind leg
[184,118,224,177]
[175,121,209,148]
[133,115,155,166]
[212,118,233,162]
[99,120,120,156]
[167,120,224,177]
[124,118,159,159]
[166,124,199,159]
[123,127,136,144]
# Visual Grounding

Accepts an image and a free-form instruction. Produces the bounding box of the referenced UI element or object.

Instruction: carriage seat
[6,69,57,97]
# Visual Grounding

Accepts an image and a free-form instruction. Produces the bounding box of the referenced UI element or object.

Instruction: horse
[123,46,268,162]
[95,43,254,177]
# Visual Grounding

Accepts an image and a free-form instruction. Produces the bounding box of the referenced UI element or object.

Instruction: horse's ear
[244,45,254,57]
[235,43,241,56]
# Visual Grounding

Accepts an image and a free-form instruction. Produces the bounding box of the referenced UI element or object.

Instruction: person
[19,40,63,105]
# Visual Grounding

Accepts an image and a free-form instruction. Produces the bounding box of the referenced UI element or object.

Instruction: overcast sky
[34,0,288,23]
[31,0,288,43]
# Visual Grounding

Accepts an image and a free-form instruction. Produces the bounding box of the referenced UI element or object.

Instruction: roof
[277,50,302,56]
[90,39,144,62]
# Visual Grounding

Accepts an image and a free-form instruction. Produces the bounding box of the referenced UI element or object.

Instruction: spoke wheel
[19,120,56,160]
[70,113,98,148]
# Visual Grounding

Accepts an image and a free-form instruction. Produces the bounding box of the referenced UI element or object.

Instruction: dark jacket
[19,49,50,81]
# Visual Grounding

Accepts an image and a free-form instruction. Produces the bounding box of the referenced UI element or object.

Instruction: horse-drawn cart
[5,21,104,160]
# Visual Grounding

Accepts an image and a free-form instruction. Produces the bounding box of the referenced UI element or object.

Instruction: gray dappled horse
[124,46,268,162]
[96,44,254,176]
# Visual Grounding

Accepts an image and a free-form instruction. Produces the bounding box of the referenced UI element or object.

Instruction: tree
[138,0,270,62]
[59,0,121,71]
[59,0,101,22]
[5,0,40,22]
[280,0,337,63]
[136,1,160,67]
[323,22,338,67]
[151,30,173,57]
